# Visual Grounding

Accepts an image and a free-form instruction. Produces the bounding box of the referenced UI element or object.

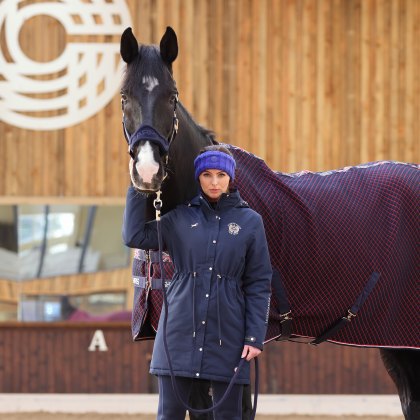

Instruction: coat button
[209,267,212,271]
[199,348,203,351]
[205,294,209,298]
[196,373,200,377]
[202,321,206,325]
[212,240,216,244]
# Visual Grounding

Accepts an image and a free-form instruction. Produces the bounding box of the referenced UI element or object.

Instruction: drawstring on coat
[216,274,222,346]
[192,272,196,338]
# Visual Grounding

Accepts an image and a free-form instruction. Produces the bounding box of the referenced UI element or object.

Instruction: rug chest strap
[133,276,164,290]
[134,249,170,290]
[272,269,293,342]
[310,271,380,346]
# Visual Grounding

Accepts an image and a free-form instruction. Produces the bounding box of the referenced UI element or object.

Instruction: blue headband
[194,151,236,181]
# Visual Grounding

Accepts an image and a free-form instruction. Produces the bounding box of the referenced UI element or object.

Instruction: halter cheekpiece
[122,92,179,160]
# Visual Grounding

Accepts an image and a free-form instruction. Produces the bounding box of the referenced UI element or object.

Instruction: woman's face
[198,169,230,202]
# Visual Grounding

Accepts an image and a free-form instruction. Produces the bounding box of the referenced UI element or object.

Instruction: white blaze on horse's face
[142,75,159,92]
[132,141,160,186]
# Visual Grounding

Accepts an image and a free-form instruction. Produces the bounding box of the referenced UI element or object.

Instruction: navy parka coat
[123,186,272,384]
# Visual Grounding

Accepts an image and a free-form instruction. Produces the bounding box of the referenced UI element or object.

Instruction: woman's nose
[211,176,218,185]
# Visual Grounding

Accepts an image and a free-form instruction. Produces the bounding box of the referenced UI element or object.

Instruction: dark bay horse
[119,27,420,419]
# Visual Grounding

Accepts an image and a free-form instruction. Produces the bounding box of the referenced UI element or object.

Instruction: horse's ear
[160,26,178,67]
[120,27,139,64]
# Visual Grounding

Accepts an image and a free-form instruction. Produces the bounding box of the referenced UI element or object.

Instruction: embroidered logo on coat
[228,223,241,235]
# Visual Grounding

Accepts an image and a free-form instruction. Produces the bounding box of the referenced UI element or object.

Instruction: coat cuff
[244,336,263,351]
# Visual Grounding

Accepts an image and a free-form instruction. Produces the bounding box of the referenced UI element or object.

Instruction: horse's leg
[380,348,420,420]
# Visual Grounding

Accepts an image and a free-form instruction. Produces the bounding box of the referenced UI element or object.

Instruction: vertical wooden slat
[234,0,252,152]
[389,0,398,161]
[397,0,407,162]
[315,0,326,171]
[264,0,274,168]
[414,0,420,164]
[257,0,267,159]
[373,0,383,161]
[270,0,282,171]
[360,0,370,163]
[404,0,415,164]
[302,0,316,169]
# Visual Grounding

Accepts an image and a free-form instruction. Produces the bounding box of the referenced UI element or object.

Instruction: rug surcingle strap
[272,269,293,342]
[310,271,381,346]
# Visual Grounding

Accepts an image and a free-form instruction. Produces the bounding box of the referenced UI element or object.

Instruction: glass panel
[19,293,130,322]
[0,204,130,280]
[0,204,132,322]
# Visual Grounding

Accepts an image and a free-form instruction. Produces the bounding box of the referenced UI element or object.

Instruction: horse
[119,26,420,419]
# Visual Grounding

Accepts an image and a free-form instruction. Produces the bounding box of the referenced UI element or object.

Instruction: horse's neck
[161,103,213,212]
[176,102,212,152]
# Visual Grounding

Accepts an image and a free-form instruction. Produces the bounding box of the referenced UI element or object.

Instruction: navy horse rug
[132,146,419,349]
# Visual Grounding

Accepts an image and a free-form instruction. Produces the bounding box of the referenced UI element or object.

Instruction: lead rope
[153,192,259,418]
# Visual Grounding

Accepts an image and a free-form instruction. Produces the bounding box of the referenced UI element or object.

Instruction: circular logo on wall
[0,0,132,131]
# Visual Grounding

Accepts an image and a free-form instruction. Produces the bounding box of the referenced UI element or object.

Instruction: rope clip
[154,190,162,220]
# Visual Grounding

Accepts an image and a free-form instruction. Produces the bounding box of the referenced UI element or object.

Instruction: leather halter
[122,92,179,161]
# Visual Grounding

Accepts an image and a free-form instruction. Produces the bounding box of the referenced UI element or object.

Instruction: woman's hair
[198,145,234,157]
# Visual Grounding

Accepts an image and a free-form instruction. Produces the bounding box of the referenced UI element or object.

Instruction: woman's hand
[241,345,261,361]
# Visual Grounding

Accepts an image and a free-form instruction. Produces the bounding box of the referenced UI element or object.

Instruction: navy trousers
[157,375,243,420]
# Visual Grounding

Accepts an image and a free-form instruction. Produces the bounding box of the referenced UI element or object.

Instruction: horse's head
[120,27,179,193]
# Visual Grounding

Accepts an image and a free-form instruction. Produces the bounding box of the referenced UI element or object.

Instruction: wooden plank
[315,0,328,171]
[360,0,371,163]
[302,0,316,170]
[397,0,407,162]
[270,0,282,171]
[234,0,252,152]
[257,0,267,160]
[404,0,415,163]
[413,0,420,164]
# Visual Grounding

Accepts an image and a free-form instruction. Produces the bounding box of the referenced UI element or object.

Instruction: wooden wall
[0,323,397,394]
[0,0,418,198]
[1,0,418,296]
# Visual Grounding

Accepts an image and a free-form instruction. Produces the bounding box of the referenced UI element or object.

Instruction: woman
[123,145,272,419]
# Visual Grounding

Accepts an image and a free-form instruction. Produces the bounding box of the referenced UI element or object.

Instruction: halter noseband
[122,92,179,161]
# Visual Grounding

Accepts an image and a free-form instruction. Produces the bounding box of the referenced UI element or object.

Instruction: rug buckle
[280,310,292,323]
[346,309,357,321]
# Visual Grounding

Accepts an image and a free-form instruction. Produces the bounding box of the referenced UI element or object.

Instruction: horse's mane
[176,102,217,145]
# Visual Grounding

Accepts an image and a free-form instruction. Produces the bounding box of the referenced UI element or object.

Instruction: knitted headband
[194,151,236,181]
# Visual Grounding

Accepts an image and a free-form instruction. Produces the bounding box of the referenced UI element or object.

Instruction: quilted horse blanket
[131,147,419,349]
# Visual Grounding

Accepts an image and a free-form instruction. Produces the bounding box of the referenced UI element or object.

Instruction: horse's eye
[121,94,128,103]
